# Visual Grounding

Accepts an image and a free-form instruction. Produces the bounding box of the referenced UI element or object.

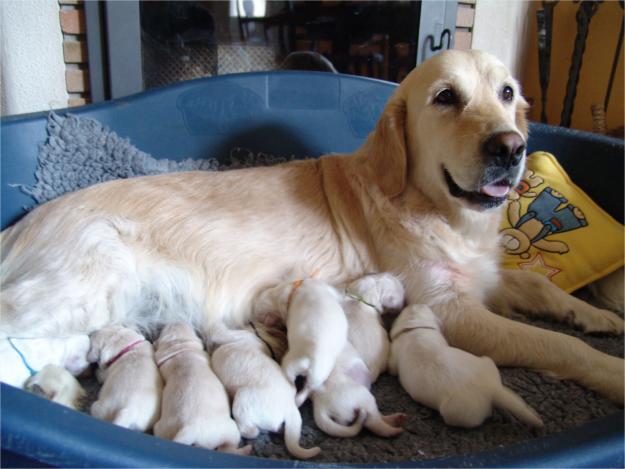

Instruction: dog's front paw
[575,306,624,335]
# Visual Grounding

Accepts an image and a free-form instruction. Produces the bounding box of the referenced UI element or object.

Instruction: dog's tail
[493,387,543,427]
[312,404,366,438]
[283,404,321,459]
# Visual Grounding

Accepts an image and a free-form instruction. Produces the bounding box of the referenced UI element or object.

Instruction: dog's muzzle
[443,131,526,210]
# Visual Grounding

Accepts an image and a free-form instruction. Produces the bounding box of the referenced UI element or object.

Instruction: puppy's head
[87,324,144,365]
[389,304,440,341]
[347,273,405,313]
[368,50,528,212]
[154,322,199,349]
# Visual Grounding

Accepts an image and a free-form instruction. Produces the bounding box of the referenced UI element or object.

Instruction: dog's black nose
[483,132,526,167]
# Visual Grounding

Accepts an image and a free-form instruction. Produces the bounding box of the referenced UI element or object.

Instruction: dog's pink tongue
[480,183,510,197]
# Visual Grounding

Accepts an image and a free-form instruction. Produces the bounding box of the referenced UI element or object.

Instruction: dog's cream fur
[153,323,250,454]
[311,341,405,438]
[344,273,404,381]
[0,335,90,388]
[210,324,320,459]
[389,305,543,428]
[24,364,86,410]
[88,325,162,431]
[254,278,348,406]
[0,50,622,403]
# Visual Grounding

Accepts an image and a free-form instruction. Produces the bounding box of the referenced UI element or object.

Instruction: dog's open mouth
[443,167,511,209]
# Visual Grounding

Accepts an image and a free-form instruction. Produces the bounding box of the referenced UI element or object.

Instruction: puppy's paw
[382,412,407,427]
[25,364,86,410]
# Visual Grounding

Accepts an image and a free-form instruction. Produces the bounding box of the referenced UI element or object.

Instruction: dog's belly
[0,165,367,337]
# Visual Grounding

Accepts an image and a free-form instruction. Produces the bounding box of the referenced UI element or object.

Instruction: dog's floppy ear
[367,98,408,198]
[515,96,529,139]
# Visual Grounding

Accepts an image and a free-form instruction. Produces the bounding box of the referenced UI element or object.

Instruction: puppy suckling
[343,273,405,382]
[88,324,162,432]
[254,278,348,406]
[0,335,90,389]
[24,364,86,410]
[388,305,543,428]
[311,341,405,438]
[154,322,251,455]
[210,323,320,459]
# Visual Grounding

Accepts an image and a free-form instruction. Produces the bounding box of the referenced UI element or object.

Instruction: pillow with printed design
[499,151,624,293]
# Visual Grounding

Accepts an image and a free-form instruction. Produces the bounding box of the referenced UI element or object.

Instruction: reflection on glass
[140,1,419,90]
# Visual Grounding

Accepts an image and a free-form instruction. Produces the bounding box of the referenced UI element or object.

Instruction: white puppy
[210,323,320,459]
[254,278,348,405]
[88,324,162,432]
[0,335,90,389]
[24,364,87,410]
[311,341,404,438]
[389,305,543,428]
[343,273,404,381]
[154,322,251,455]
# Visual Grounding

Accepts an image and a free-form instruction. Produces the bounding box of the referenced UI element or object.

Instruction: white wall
[472,0,531,78]
[1,0,68,116]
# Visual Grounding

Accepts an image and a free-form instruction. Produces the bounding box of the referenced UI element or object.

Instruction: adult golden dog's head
[368,49,528,212]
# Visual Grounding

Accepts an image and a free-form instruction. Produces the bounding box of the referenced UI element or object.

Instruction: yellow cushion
[499,151,624,293]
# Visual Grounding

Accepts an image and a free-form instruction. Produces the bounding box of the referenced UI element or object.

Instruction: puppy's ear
[367,98,408,198]
[515,96,529,139]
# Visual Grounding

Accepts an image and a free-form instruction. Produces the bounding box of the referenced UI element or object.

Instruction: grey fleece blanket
[22,113,623,464]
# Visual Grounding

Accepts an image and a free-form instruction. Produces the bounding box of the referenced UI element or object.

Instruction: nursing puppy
[0,335,90,389]
[2,50,623,404]
[154,322,250,455]
[88,324,162,432]
[389,305,543,428]
[311,341,404,438]
[254,278,348,406]
[343,273,404,381]
[210,324,320,459]
[24,364,86,410]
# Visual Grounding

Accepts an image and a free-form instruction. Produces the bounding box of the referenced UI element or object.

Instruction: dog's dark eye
[434,88,458,106]
[502,86,514,102]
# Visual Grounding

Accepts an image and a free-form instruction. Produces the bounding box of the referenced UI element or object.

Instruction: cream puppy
[343,273,405,381]
[254,278,348,406]
[88,324,162,432]
[24,364,87,410]
[311,341,405,438]
[0,335,90,389]
[389,305,543,428]
[154,322,251,455]
[210,324,320,459]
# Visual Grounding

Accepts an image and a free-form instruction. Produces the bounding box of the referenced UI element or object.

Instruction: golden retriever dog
[1,50,622,404]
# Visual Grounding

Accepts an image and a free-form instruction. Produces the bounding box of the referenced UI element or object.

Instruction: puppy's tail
[493,387,543,427]
[283,405,321,460]
[363,408,404,438]
[313,404,366,438]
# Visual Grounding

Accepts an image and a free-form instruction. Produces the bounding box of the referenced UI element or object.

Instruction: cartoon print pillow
[500,151,625,293]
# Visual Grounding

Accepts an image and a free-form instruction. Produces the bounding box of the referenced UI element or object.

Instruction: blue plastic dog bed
[1,72,623,467]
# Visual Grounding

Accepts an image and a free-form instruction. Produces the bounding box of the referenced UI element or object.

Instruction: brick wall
[455,0,475,50]
[59,0,90,107]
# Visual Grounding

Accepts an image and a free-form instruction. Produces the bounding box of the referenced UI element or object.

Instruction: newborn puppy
[311,342,404,438]
[0,335,90,389]
[154,322,251,455]
[210,323,320,459]
[25,364,86,410]
[343,273,405,381]
[254,278,348,405]
[389,305,543,428]
[88,324,162,432]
